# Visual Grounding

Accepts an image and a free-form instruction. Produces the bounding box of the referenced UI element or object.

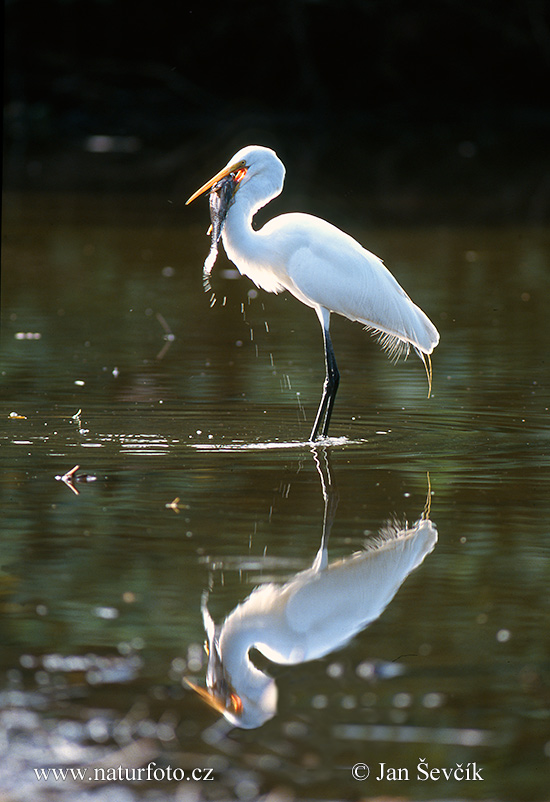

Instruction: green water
[1,192,549,801]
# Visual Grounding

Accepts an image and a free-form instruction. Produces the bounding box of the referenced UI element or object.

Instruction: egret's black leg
[310,323,340,441]
[310,446,340,571]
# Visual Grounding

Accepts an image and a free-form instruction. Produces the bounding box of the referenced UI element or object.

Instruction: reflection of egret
[187,145,439,440]
[186,451,437,728]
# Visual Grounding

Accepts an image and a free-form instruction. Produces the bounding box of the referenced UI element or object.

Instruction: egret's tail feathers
[364,517,411,550]
[363,514,436,553]
[375,330,411,362]
[363,326,435,396]
[375,335,434,397]
[363,301,438,396]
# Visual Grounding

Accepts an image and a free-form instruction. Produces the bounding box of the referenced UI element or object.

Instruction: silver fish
[203,173,237,293]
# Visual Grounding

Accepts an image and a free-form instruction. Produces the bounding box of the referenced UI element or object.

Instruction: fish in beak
[186,160,247,293]
[202,173,237,291]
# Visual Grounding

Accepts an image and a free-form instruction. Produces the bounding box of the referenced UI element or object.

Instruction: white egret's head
[185,651,278,730]
[186,145,285,210]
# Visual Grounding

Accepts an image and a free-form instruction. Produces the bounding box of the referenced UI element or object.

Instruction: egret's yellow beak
[186,159,247,205]
[184,678,243,717]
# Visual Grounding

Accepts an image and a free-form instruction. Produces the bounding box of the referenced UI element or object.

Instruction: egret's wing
[281,214,439,356]
[282,519,437,660]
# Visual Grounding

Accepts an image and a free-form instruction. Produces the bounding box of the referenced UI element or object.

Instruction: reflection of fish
[203,173,237,292]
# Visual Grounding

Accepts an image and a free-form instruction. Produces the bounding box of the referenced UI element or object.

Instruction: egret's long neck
[218,587,304,673]
[214,611,276,717]
[221,172,287,294]
[221,157,284,258]
[218,607,271,676]
[222,189,259,259]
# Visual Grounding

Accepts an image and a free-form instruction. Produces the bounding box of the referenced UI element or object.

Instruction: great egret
[186,450,437,728]
[186,145,439,440]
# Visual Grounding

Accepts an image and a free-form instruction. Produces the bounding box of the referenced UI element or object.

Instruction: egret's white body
[187,145,439,440]
[193,515,437,729]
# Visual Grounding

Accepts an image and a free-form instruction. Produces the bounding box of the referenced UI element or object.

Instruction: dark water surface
[1,192,549,801]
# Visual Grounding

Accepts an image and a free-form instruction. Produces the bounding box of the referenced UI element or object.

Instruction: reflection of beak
[184,678,243,718]
[186,159,247,205]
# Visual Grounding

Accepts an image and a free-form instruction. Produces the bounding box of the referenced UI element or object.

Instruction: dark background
[4,0,550,222]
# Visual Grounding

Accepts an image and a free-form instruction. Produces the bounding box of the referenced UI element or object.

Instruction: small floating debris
[55,465,98,495]
[55,464,80,495]
[70,407,90,434]
[165,497,189,514]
